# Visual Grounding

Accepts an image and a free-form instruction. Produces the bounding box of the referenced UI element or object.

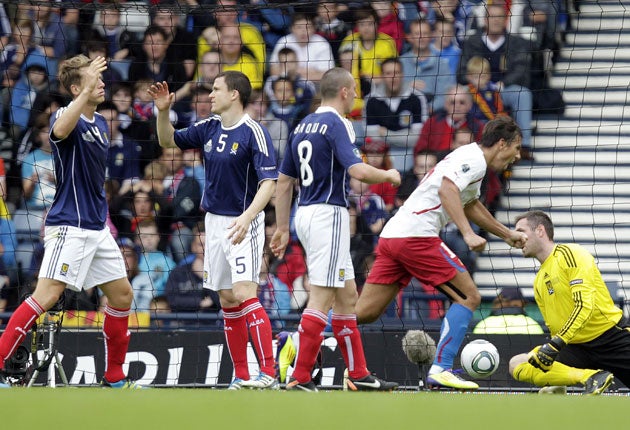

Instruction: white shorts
[294,204,354,288]
[39,225,127,291]
[203,211,265,291]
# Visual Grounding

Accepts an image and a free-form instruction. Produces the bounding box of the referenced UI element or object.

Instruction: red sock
[243,298,275,377]
[292,309,327,383]
[332,313,369,379]
[103,305,131,383]
[0,297,44,369]
[223,303,250,380]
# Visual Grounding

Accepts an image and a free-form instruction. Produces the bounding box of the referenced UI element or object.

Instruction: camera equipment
[27,296,68,387]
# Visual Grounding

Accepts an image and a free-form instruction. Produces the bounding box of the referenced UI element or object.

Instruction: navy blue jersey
[46,106,110,230]
[280,106,363,207]
[173,113,278,216]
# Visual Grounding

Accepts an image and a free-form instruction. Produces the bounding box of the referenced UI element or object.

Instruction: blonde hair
[466,56,491,76]
[58,55,92,94]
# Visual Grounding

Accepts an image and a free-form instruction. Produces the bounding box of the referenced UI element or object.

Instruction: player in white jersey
[0,55,139,388]
[356,116,528,390]
[150,71,279,390]
[271,68,401,391]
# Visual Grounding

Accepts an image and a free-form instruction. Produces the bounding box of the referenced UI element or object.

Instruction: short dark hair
[381,57,402,70]
[515,210,554,240]
[479,116,522,148]
[143,25,168,42]
[97,100,119,113]
[319,67,353,100]
[217,70,252,107]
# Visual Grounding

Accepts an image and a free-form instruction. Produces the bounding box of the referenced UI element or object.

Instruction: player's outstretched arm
[53,56,107,140]
[270,173,295,259]
[348,163,401,186]
[464,199,526,248]
[148,81,177,148]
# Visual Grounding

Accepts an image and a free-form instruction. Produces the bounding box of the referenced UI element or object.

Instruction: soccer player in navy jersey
[0,55,139,388]
[270,67,401,391]
[149,71,279,390]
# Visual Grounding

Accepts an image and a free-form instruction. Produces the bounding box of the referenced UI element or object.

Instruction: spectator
[395,150,438,207]
[134,219,176,309]
[264,47,316,129]
[170,149,204,263]
[89,1,137,61]
[361,137,399,213]
[84,36,123,97]
[400,17,455,111]
[165,223,220,313]
[21,112,54,211]
[432,17,461,77]
[258,248,292,327]
[270,13,335,83]
[109,82,159,170]
[213,0,266,77]
[349,177,388,246]
[314,1,352,63]
[465,56,507,125]
[26,0,68,60]
[364,57,429,172]
[414,84,484,157]
[339,6,397,102]
[430,0,478,47]
[218,24,263,90]
[177,85,213,128]
[458,2,534,160]
[247,0,293,58]
[149,4,198,80]
[372,1,405,53]
[9,54,51,138]
[0,19,46,92]
[128,25,188,93]
[246,90,289,162]
[473,287,544,335]
[97,101,142,192]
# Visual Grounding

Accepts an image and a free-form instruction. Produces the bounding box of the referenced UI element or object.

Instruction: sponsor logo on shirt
[569,279,583,286]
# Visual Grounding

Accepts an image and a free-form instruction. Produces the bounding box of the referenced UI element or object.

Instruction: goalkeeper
[509,210,630,394]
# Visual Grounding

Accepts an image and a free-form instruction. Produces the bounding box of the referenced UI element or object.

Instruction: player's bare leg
[355,282,399,324]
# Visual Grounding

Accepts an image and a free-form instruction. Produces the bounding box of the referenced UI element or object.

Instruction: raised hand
[85,56,107,93]
[148,81,175,112]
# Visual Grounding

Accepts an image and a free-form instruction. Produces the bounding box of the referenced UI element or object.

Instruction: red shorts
[366,237,467,289]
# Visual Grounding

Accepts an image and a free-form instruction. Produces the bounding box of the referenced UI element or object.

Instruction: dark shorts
[558,320,630,388]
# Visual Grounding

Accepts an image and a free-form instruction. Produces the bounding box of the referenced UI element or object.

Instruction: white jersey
[382,143,487,238]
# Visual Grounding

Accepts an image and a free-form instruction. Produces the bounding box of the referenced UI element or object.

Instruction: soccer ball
[460,339,500,379]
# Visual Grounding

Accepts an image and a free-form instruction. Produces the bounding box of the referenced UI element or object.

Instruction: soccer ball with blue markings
[460,339,500,379]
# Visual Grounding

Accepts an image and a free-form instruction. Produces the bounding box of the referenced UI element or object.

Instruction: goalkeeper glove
[528,336,566,372]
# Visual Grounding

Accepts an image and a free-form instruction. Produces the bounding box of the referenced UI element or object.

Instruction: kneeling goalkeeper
[509,211,630,395]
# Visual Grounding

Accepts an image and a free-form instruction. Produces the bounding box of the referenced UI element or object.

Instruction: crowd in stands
[0,0,568,326]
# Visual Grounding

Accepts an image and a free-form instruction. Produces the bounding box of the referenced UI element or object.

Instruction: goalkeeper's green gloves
[528,336,566,372]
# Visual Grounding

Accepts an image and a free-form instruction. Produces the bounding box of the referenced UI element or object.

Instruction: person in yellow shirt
[509,210,630,394]
[217,25,263,90]
[339,6,397,106]
[473,287,544,335]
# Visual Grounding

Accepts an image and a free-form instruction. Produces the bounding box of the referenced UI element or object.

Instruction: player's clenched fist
[527,336,565,372]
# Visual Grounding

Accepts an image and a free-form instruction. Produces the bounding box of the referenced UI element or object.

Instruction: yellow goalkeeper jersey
[534,243,622,344]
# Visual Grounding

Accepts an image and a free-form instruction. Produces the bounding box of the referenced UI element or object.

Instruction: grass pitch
[0,388,626,429]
